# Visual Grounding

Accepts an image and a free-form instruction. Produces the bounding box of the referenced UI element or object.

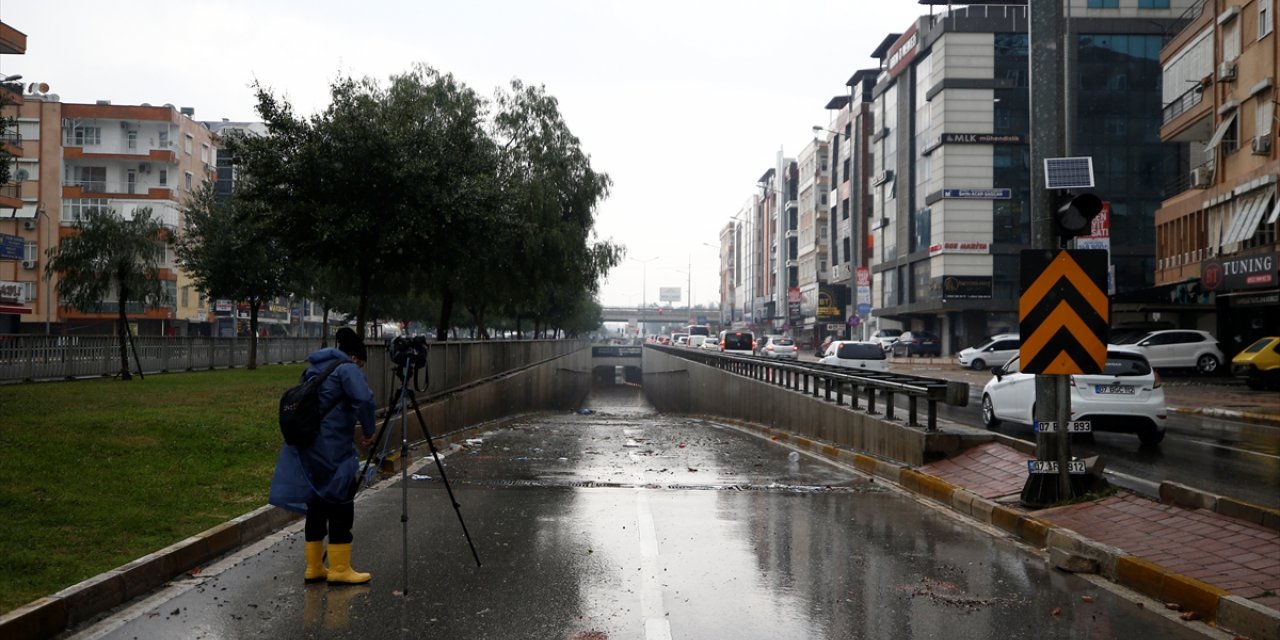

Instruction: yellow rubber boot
[325,543,371,585]
[304,541,328,583]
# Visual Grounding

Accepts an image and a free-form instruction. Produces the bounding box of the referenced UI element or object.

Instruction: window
[1256,92,1274,140]
[159,169,168,186]
[184,171,193,191]
[1224,15,1242,61]
[65,126,101,146]
[74,166,107,191]
[201,143,210,164]
[184,133,193,154]
[22,282,36,302]
[127,130,137,149]
[158,131,169,148]
[17,120,39,141]
[1088,0,1119,7]
[24,241,37,261]
[1263,0,1274,39]
[62,198,111,222]
[1138,0,1170,7]
[181,286,190,306]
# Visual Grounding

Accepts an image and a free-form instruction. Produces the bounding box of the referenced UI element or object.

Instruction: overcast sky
[3,0,928,310]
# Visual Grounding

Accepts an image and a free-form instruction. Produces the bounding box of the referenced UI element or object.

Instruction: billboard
[658,287,682,303]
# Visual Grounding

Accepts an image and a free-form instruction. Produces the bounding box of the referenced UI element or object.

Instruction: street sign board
[0,233,23,260]
[658,287,681,303]
[1027,460,1087,474]
[1035,420,1092,433]
[1019,249,1110,375]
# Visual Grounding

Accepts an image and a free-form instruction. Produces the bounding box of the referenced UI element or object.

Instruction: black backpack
[278,360,346,446]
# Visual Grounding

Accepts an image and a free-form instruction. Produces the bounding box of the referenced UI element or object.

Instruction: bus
[684,325,711,338]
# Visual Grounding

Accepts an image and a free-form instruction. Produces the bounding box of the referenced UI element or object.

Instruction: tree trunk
[436,289,454,342]
[321,306,331,347]
[248,298,260,370]
[116,296,132,381]
[356,269,371,339]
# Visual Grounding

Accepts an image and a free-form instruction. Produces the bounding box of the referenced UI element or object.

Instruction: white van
[719,330,755,355]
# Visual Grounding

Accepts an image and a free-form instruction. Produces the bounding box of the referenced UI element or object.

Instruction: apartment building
[794,137,830,347]
[0,20,29,328]
[2,85,217,333]
[867,2,1195,355]
[1157,0,1280,355]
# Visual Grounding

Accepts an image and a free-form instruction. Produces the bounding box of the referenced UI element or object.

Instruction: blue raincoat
[268,348,377,513]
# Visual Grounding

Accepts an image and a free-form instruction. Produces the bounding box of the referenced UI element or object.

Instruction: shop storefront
[1202,251,1279,358]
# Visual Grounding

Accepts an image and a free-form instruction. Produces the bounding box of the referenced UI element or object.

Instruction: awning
[1222,187,1275,244]
[0,305,33,315]
[1206,111,1238,150]
[1267,193,1280,225]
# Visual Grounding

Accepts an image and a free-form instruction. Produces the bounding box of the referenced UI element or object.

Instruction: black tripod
[353,349,481,596]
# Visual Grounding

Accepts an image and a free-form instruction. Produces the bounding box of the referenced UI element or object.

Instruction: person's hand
[361,434,375,447]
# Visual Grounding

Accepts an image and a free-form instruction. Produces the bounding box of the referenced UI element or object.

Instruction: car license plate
[1094,384,1135,395]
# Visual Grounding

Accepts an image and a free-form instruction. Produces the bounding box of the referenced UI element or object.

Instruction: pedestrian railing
[655,344,969,431]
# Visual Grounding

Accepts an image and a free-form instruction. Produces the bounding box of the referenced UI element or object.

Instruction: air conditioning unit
[1251,133,1272,155]
[21,259,36,270]
[1190,167,1213,188]
[22,219,36,231]
[1218,61,1237,82]
[139,162,151,173]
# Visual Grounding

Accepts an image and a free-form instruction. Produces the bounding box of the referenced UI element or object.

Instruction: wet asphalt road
[69,386,1223,640]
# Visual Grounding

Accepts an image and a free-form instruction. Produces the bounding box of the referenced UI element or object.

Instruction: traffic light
[1053,192,1103,238]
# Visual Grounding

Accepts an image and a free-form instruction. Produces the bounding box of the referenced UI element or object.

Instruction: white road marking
[636,490,672,640]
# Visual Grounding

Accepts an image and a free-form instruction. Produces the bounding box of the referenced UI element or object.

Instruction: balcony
[0,80,23,106]
[0,182,20,211]
[63,179,176,200]
[0,128,21,156]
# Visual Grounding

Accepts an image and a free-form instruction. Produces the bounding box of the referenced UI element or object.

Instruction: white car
[699,336,721,350]
[957,334,1021,371]
[1111,329,1225,375]
[869,329,903,352]
[981,347,1167,445]
[688,335,709,349]
[819,341,890,372]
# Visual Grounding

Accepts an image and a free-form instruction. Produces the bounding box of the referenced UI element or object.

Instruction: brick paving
[922,442,1280,615]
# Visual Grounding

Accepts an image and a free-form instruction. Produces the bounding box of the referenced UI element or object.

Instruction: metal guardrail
[652,344,969,432]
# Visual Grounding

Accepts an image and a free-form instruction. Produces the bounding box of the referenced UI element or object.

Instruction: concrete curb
[0,506,299,640]
[750,424,1280,640]
[1169,405,1280,428]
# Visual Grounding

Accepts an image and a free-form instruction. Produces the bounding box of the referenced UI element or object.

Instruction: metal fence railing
[0,335,318,383]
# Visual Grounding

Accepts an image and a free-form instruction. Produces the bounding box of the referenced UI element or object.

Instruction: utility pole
[1022,0,1074,506]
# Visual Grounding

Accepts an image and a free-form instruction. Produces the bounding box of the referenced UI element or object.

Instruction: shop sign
[1231,291,1279,307]
[0,280,25,304]
[817,285,847,322]
[886,26,919,79]
[929,241,990,256]
[942,188,1011,200]
[940,275,993,299]
[1201,251,1278,291]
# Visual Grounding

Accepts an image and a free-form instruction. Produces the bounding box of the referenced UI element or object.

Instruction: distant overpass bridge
[599,306,709,324]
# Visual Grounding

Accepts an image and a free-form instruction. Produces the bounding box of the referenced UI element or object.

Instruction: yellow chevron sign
[1018,250,1110,374]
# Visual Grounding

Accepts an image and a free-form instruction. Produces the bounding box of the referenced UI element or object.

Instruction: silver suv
[869,329,902,352]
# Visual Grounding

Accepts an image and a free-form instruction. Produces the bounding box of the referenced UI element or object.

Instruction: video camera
[390,335,429,373]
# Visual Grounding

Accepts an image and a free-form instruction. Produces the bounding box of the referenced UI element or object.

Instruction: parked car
[957,334,1021,371]
[1232,336,1280,390]
[699,336,721,351]
[759,335,798,359]
[869,329,903,352]
[891,330,942,358]
[819,340,890,372]
[981,347,1167,445]
[720,330,755,355]
[1111,329,1224,375]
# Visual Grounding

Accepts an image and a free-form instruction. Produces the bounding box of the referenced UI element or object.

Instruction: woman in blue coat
[269,327,377,585]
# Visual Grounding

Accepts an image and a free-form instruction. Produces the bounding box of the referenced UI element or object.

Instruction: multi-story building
[820,68,880,343]
[0,20,30,329]
[867,3,1194,355]
[1,41,218,335]
[794,137,830,347]
[1156,0,1279,356]
[753,155,799,335]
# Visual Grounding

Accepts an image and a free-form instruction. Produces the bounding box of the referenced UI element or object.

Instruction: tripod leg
[350,384,404,500]
[406,391,482,567]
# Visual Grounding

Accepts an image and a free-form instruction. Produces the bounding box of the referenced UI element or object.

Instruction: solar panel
[1044,157,1095,189]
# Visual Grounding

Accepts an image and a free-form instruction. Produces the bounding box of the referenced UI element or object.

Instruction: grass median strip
[0,365,303,614]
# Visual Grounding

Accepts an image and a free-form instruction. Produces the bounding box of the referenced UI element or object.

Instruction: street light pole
[629,256,657,337]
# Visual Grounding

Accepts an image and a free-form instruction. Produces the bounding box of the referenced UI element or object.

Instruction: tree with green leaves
[230,64,497,340]
[175,183,292,369]
[44,207,170,380]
